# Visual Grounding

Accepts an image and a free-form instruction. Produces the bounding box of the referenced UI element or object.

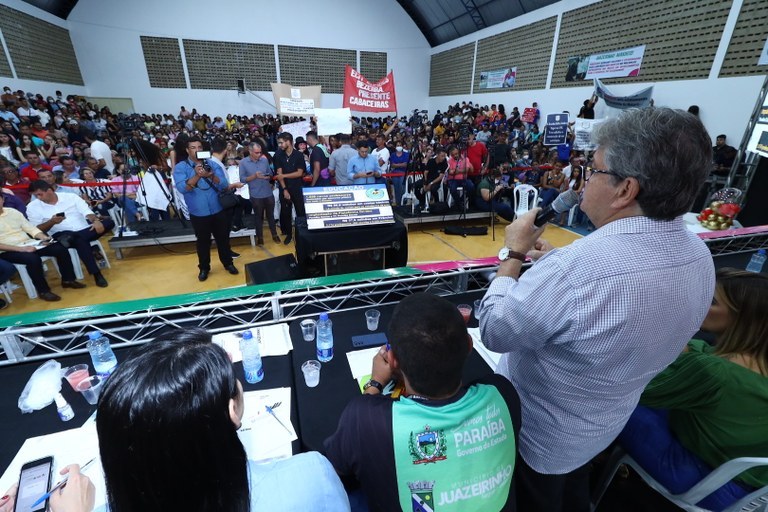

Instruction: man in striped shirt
[479,108,715,511]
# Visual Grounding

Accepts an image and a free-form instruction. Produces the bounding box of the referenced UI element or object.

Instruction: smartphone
[196,150,212,160]
[13,456,54,512]
[351,332,387,348]
[55,212,65,218]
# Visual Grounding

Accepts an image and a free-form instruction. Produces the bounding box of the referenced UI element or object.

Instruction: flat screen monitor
[303,184,394,230]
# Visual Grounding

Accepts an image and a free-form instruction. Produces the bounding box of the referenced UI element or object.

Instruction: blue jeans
[539,188,559,209]
[116,196,140,222]
[476,198,515,222]
[448,179,475,207]
[618,406,752,510]
[0,258,17,283]
[390,173,404,205]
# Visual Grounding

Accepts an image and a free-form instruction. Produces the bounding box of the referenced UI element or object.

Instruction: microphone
[533,189,579,227]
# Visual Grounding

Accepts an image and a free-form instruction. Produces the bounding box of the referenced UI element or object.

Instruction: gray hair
[247,141,262,151]
[592,107,712,221]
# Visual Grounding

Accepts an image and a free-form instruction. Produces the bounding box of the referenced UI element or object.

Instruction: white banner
[594,79,653,109]
[573,119,603,151]
[279,120,311,142]
[478,67,516,89]
[585,45,646,79]
[314,107,352,135]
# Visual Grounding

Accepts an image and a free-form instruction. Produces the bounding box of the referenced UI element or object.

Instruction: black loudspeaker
[738,156,768,227]
[237,79,246,93]
[245,254,300,285]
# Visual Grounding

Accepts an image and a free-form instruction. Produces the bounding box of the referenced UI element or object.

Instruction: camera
[196,151,212,172]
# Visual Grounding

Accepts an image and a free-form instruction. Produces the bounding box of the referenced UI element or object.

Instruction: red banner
[342,65,397,113]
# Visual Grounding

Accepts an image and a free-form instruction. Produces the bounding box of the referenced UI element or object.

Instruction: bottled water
[316,313,334,363]
[240,330,264,384]
[87,331,118,378]
[746,249,766,273]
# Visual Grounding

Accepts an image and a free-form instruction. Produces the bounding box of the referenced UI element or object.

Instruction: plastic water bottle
[55,393,75,422]
[746,249,766,273]
[316,313,334,363]
[87,331,118,378]
[240,330,264,384]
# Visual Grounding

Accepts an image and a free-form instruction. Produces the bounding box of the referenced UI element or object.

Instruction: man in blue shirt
[173,136,239,282]
[347,141,380,185]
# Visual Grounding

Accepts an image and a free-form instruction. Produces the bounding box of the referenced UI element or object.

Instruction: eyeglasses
[584,166,621,182]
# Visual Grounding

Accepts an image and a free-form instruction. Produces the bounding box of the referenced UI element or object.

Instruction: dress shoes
[225,264,239,275]
[257,238,264,246]
[272,235,281,244]
[283,235,293,245]
[39,291,61,302]
[94,272,109,288]
[62,280,87,289]
[198,269,209,282]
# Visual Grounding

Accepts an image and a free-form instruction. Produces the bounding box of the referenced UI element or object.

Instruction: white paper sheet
[314,107,352,135]
[237,388,296,463]
[212,323,293,362]
[0,420,108,511]
[279,120,311,142]
[345,346,378,380]
[468,327,503,371]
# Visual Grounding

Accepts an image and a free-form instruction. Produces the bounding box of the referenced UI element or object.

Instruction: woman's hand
[49,465,95,512]
[0,484,18,512]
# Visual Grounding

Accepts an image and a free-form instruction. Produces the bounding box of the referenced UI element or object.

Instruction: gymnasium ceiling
[23,0,562,47]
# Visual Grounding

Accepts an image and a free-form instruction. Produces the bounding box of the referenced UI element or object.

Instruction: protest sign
[343,66,397,113]
[585,46,645,79]
[478,67,516,89]
[543,113,569,146]
[573,119,602,151]
[594,79,653,109]
[279,120,311,142]
[271,83,321,115]
[522,107,538,124]
[314,107,352,135]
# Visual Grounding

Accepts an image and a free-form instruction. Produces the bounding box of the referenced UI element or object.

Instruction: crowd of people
[0,90,765,512]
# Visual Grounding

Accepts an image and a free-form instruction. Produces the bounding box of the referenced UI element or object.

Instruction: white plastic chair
[1,281,13,303]
[13,256,61,300]
[69,240,111,280]
[401,173,416,207]
[592,447,768,512]
[513,184,539,219]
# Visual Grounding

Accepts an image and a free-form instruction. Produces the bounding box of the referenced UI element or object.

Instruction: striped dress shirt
[479,215,715,474]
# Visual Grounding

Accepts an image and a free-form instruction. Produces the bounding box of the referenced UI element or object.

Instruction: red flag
[343,65,397,113]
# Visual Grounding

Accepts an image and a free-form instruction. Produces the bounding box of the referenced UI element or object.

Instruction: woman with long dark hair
[1,328,350,512]
[618,268,768,510]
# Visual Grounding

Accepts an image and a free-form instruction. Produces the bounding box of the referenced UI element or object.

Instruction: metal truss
[460,0,486,31]
[0,265,498,367]
[703,230,768,257]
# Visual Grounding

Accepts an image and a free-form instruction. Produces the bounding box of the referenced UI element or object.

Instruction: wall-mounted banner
[594,79,653,109]
[573,118,603,151]
[543,113,570,146]
[567,46,646,81]
[478,67,517,89]
[271,83,322,116]
[343,66,397,113]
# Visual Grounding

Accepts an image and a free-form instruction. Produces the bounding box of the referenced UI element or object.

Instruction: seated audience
[0,194,86,301]
[0,327,350,512]
[0,175,27,215]
[538,160,565,209]
[80,167,115,216]
[325,292,521,512]
[26,180,111,287]
[618,268,768,511]
[445,145,475,207]
[414,147,446,207]
[1,165,31,204]
[712,134,737,175]
[52,154,81,181]
[110,162,143,223]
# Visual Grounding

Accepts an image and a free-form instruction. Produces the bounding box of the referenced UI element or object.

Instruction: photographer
[173,136,239,281]
[476,168,515,222]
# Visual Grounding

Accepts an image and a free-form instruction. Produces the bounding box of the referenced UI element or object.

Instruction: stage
[393,204,493,229]
[108,217,258,259]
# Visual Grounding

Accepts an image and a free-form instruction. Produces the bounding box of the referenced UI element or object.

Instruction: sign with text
[594,79,653,109]
[279,120,311,142]
[303,184,394,230]
[343,66,397,113]
[271,83,322,115]
[585,45,645,79]
[521,107,538,124]
[543,113,570,146]
[573,119,603,151]
[478,67,516,89]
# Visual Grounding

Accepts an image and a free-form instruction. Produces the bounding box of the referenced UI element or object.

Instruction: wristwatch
[498,247,527,262]
[363,379,384,392]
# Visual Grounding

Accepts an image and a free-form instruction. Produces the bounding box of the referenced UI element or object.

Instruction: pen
[385,342,390,351]
[30,458,96,509]
[265,405,293,435]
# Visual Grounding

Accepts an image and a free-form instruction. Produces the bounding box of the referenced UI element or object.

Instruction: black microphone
[533,189,579,227]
